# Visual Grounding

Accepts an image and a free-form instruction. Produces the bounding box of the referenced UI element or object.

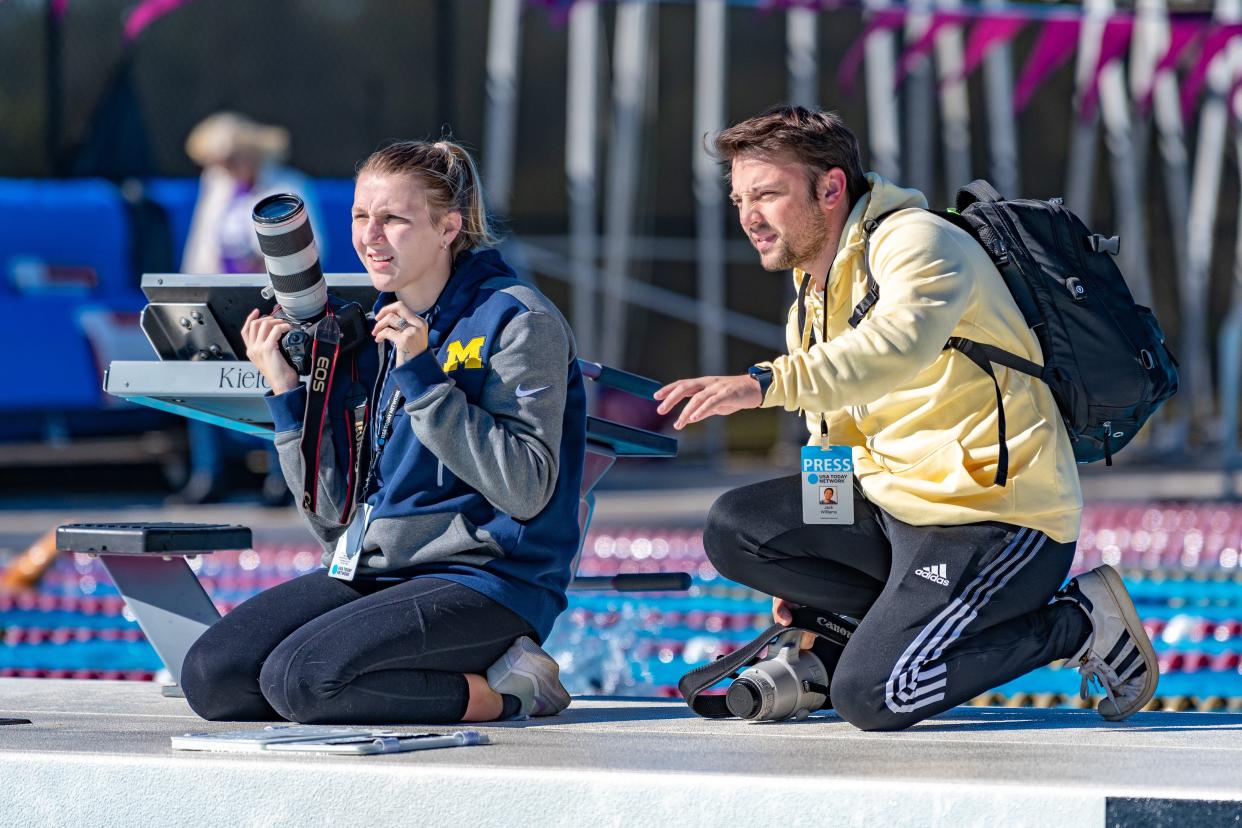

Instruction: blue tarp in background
[0,176,359,438]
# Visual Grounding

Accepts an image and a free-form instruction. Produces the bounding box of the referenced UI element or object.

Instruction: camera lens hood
[252,192,325,321]
[252,193,304,225]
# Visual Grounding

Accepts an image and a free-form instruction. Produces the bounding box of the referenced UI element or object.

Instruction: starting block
[54,522,250,693]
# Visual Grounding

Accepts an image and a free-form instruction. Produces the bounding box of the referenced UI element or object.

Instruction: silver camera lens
[724,632,828,721]
[252,193,326,321]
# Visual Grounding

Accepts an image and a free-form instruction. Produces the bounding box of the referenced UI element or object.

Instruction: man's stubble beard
[760,204,832,272]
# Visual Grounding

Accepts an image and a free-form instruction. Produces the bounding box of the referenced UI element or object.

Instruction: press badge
[801,445,854,525]
[328,502,372,581]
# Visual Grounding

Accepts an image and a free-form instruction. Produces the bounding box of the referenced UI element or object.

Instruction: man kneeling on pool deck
[656,105,1158,731]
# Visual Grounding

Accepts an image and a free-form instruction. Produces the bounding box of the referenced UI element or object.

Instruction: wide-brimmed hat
[185,112,290,166]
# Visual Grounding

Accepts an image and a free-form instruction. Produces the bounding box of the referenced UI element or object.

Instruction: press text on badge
[802,456,853,473]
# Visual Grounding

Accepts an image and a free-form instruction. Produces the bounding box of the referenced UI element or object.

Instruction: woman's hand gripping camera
[241,309,298,395]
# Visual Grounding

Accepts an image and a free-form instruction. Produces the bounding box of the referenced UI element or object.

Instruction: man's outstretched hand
[654,374,762,430]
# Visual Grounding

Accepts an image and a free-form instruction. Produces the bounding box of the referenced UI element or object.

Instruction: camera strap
[299,311,343,516]
[677,606,856,718]
[297,312,375,526]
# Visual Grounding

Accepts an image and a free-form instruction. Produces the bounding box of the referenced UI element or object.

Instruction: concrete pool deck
[2,678,1241,827]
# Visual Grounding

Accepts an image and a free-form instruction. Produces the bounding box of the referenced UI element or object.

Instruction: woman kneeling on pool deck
[181,138,586,724]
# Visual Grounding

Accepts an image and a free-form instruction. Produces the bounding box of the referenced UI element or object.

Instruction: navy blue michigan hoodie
[266,249,587,641]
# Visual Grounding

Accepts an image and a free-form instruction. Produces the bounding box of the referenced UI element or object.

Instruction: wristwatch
[747,364,773,397]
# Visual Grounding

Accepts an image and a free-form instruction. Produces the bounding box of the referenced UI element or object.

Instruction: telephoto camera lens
[252,193,326,322]
[723,631,828,721]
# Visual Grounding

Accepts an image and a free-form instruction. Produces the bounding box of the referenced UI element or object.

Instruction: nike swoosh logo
[516,384,549,398]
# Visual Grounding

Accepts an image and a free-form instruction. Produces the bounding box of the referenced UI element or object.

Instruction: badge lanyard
[329,306,439,580]
[796,273,855,525]
[331,326,435,580]
[796,274,830,447]
[330,343,401,581]
[360,347,405,500]
[360,303,438,499]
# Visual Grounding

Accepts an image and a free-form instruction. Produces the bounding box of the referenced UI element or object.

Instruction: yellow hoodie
[758,173,1082,543]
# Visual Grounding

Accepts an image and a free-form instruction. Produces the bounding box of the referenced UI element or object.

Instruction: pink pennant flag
[1013,18,1082,114]
[837,8,907,96]
[124,0,196,42]
[1180,22,1242,122]
[1078,17,1135,120]
[1135,17,1208,114]
[952,14,1027,84]
[1155,17,1210,75]
[895,11,970,86]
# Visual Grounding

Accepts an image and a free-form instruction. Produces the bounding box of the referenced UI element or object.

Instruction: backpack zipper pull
[1102,420,1113,466]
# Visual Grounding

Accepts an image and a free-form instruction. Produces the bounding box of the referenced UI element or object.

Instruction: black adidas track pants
[703,474,1090,731]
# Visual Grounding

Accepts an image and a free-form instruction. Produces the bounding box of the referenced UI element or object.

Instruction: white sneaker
[486,636,571,718]
[1057,565,1159,721]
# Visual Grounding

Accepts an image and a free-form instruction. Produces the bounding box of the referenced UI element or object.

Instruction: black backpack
[854,180,1179,486]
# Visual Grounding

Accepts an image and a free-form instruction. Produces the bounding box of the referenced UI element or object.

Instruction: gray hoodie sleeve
[395,310,571,521]
[266,386,352,551]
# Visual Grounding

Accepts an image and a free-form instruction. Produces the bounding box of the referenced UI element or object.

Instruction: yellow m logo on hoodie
[443,336,485,372]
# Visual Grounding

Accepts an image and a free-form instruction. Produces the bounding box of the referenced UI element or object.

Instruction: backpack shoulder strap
[847,209,904,329]
[945,337,1009,486]
[844,200,1044,379]
[844,197,1047,488]
[943,337,1046,487]
[849,207,973,328]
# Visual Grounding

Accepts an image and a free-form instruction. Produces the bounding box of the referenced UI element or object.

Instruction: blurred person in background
[656,105,1157,730]
[172,112,314,506]
[180,138,586,725]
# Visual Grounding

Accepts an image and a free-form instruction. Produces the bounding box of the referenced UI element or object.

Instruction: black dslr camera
[252,194,368,374]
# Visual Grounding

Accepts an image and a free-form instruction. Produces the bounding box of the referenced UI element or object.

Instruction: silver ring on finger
[396,317,410,331]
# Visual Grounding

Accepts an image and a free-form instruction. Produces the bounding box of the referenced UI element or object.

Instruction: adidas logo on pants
[915,563,950,586]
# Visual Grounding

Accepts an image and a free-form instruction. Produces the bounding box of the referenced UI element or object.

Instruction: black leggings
[181,573,534,724]
[704,475,1090,731]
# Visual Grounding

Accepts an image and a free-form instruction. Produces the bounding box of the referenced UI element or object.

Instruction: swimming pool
[3,503,1241,710]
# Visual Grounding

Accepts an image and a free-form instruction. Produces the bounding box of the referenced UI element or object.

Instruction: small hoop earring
[442,241,448,252]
